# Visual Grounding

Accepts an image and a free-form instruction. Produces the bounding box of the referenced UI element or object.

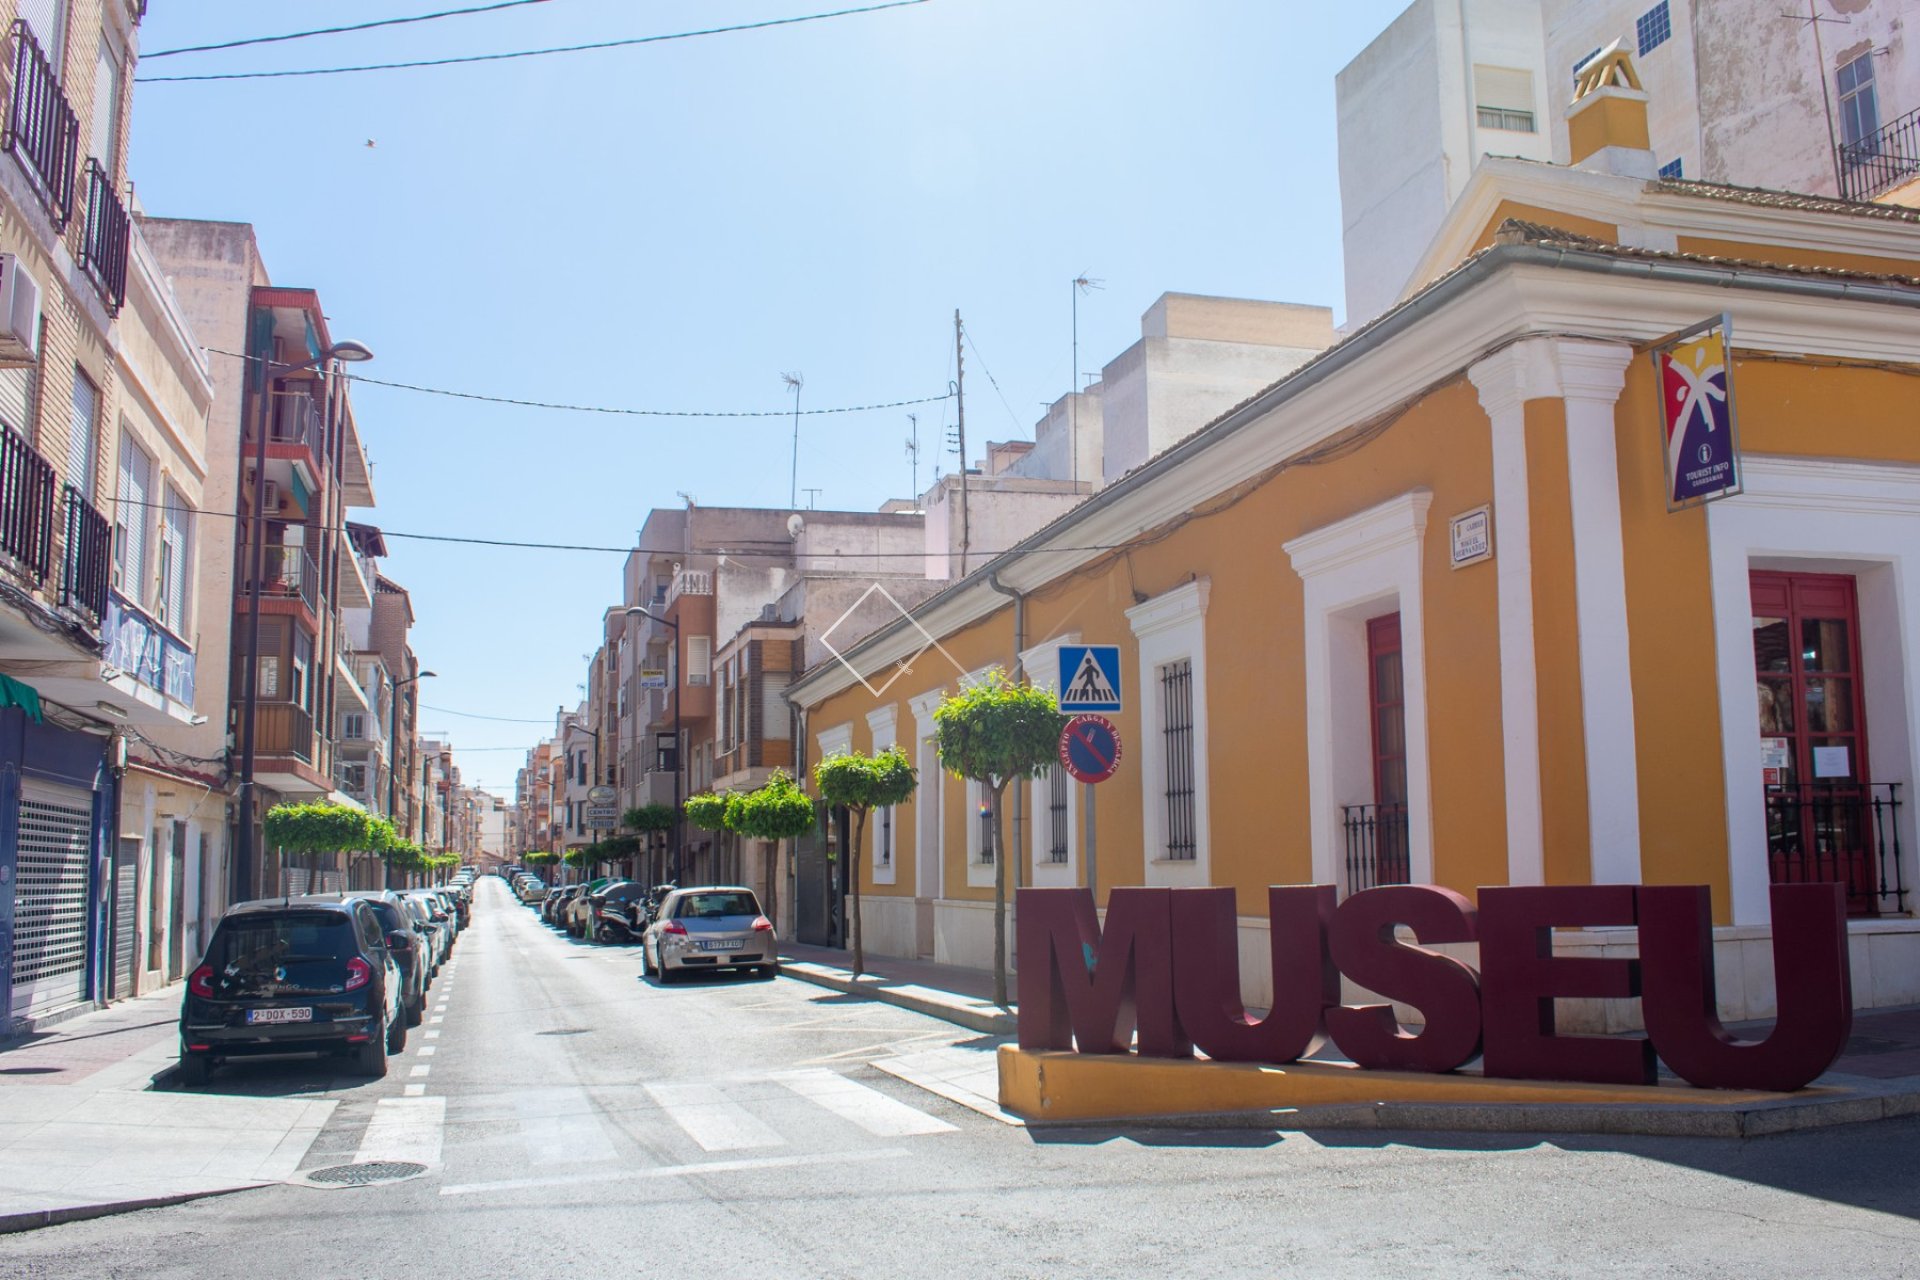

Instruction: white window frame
[686,635,712,687]
[1125,580,1212,887]
[342,712,365,741]
[1285,494,1435,895]
[1019,634,1080,888]
[909,687,946,901]
[865,704,898,885]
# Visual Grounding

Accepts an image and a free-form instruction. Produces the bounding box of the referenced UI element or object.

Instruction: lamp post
[384,668,435,887]
[625,605,681,884]
[234,338,374,902]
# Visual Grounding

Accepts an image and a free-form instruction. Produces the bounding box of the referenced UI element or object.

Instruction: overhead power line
[137,0,932,83]
[423,704,556,724]
[143,0,554,60]
[205,348,951,419]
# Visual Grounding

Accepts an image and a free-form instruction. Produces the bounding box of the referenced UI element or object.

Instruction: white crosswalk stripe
[645,1081,784,1152]
[770,1069,958,1137]
[354,1096,446,1167]
[516,1087,620,1166]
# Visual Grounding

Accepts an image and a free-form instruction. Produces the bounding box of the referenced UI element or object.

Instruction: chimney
[1567,41,1657,179]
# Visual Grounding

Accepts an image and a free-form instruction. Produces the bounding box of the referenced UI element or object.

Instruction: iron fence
[1839,106,1920,202]
[2,19,77,227]
[1765,781,1905,916]
[1341,801,1410,895]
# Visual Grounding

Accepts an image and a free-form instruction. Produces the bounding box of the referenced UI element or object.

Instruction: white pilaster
[1551,339,1642,885]
[1468,340,1559,888]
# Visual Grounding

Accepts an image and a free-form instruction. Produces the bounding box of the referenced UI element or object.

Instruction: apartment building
[1338,0,1920,327]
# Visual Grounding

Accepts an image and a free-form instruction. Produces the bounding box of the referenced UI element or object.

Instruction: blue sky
[131,0,1404,794]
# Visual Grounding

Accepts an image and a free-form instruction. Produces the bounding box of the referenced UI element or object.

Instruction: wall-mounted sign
[588,785,616,805]
[585,805,617,828]
[638,668,668,690]
[1449,505,1493,569]
[1060,714,1123,785]
[1652,314,1742,511]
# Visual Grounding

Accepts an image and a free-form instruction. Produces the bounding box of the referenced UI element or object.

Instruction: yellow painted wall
[1470,203,1619,254]
[1523,397,1592,888]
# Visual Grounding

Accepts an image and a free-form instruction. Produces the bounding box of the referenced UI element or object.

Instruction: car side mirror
[386,931,412,951]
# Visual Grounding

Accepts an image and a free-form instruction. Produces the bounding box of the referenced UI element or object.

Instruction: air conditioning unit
[262,479,281,511]
[0,254,42,367]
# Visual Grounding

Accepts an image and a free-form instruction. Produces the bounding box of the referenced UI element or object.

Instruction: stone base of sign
[996,1046,1915,1137]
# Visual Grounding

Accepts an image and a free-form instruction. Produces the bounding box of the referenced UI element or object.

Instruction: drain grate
[305,1160,428,1187]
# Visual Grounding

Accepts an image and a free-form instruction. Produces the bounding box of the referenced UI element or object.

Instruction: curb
[778,960,1017,1037]
[0,1183,265,1235]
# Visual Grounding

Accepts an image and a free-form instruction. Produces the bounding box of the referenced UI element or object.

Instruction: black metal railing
[2,20,78,228]
[247,544,319,614]
[58,484,109,624]
[77,159,128,314]
[1765,782,1905,916]
[1047,763,1069,863]
[1342,802,1411,894]
[0,420,54,582]
[1161,657,1197,860]
[1839,106,1920,202]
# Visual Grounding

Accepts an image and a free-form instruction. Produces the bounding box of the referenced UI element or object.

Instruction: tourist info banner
[1652,313,1743,511]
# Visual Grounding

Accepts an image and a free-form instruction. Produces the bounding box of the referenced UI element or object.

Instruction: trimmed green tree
[623,803,677,882]
[812,747,917,977]
[729,771,816,930]
[683,792,730,833]
[934,670,1066,1006]
[265,802,385,892]
[524,850,559,867]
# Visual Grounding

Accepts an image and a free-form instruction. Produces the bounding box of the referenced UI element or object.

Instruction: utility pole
[953,310,970,576]
[906,413,919,503]
[1780,1,1851,196]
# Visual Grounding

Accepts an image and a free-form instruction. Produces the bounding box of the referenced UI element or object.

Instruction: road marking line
[410,1064,431,1078]
[404,1083,427,1098]
[354,1096,446,1167]
[440,1148,905,1197]
[771,1068,958,1137]
[429,1017,443,1025]
[516,1087,619,1166]
[418,1045,436,1057]
[424,1029,440,1039]
[645,1082,784,1152]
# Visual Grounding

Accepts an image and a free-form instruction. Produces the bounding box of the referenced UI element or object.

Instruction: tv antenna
[782,371,804,508]
[906,412,920,502]
[1071,274,1104,488]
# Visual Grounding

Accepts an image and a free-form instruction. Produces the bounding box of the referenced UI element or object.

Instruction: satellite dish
[787,513,805,539]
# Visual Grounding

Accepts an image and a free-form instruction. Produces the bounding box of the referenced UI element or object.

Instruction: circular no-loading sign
[1060,714,1122,785]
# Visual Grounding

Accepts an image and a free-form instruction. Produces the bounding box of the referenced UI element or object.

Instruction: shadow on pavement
[1029,1126,1288,1150]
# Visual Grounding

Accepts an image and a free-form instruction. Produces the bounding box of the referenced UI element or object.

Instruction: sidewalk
[777,942,1920,1135]
[0,986,335,1233]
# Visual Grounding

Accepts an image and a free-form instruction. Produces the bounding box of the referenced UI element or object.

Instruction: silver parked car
[640,886,779,983]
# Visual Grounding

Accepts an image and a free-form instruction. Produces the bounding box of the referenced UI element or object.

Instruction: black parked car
[303,891,429,1027]
[179,897,407,1086]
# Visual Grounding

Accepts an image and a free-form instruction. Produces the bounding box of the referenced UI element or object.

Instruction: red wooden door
[1366,612,1409,885]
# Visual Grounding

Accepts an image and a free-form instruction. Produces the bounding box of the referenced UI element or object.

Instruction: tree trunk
[764,838,779,935]
[848,805,866,978]
[990,779,1010,1008]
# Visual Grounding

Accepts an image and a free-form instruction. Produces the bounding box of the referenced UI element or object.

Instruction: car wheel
[386,1010,407,1054]
[759,964,780,981]
[354,1031,389,1079]
[176,1051,212,1088]
[406,996,423,1028]
[656,953,677,985]
[639,941,652,977]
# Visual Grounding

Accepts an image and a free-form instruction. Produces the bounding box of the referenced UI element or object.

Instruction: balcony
[1340,802,1410,896]
[104,591,195,706]
[0,419,54,583]
[2,19,78,228]
[668,568,713,605]
[77,158,129,315]
[1765,782,1905,917]
[58,485,109,626]
[245,544,319,616]
[263,390,326,477]
[1839,106,1920,203]
[255,702,315,764]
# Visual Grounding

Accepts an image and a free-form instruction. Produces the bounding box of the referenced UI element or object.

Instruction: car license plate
[698,939,744,951]
[246,1007,313,1025]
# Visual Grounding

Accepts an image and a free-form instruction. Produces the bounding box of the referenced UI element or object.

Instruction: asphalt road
[7,877,1920,1279]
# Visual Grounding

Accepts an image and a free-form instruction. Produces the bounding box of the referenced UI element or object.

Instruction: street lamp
[385,669,435,887]
[625,605,681,885]
[234,339,375,901]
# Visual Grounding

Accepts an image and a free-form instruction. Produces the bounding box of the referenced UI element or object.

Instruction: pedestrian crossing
[342,1067,960,1186]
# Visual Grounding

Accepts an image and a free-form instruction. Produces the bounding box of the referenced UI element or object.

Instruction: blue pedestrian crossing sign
[1058,644,1122,713]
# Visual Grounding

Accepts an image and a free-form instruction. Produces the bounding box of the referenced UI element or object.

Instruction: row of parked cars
[177,879,474,1086]
[509,869,781,983]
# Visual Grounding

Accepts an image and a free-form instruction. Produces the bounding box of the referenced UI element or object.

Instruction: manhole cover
[302,1161,428,1188]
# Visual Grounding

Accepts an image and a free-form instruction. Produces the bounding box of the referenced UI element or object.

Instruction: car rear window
[209,912,358,997]
[676,892,760,919]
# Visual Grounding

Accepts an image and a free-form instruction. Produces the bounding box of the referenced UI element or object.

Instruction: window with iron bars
[978,794,995,864]
[1160,657,1197,860]
[1046,763,1069,863]
[879,805,892,867]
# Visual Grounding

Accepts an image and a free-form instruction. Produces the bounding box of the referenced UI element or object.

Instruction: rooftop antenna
[802,487,822,510]
[782,371,804,508]
[906,412,920,503]
[1778,1,1851,195]
[1071,274,1103,488]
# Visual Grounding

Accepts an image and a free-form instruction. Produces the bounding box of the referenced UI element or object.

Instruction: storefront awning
[0,672,43,722]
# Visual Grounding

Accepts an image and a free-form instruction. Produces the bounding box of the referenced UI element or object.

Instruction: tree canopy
[934,671,1066,787]
[729,771,817,841]
[683,792,730,832]
[812,746,917,815]
[623,804,675,833]
[263,802,389,855]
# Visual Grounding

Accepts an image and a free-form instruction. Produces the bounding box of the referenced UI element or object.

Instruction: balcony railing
[2,20,78,228]
[0,420,54,582]
[1340,801,1410,895]
[255,702,315,763]
[59,485,109,625]
[77,158,129,314]
[245,544,320,614]
[104,591,195,705]
[1839,106,1920,203]
[266,390,325,460]
[1766,782,1905,916]
[669,568,713,604]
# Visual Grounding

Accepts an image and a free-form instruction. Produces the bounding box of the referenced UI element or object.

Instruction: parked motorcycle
[593,898,637,945]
